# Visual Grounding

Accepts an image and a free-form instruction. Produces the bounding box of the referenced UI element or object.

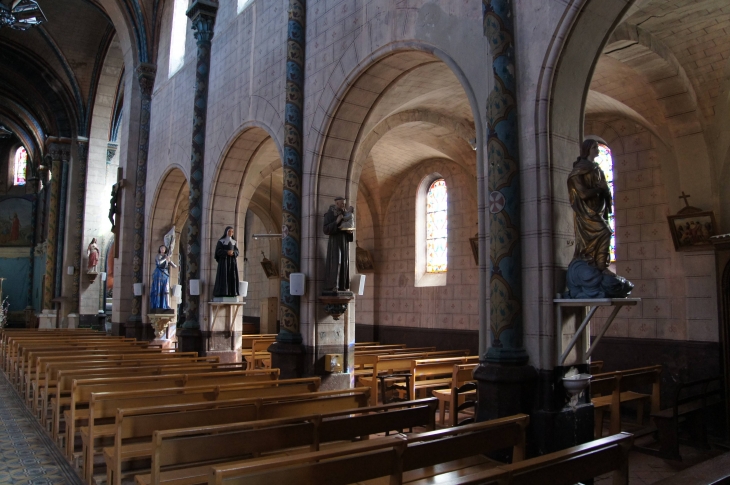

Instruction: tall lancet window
[426,178,447,273]
[596,143,616,262]
[14,146,27,186]
[168,0,188,78]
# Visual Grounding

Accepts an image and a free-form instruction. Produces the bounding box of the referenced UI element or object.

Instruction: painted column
[54,153,70,299]
[277,0,305,345]
[42,143,63,309]
[183,0,217,332]
[71,139,88,313]
[484,0,527,364]
[129,64,157,322]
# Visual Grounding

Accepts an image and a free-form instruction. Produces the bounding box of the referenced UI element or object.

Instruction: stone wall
[241,211,280,319]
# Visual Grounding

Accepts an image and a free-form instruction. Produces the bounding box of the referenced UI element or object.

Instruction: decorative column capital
[136,63,157,97]
[187,0,218,45]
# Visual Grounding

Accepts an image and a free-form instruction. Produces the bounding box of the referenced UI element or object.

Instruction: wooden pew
[357,350,471,404]
[73,377,321,478]
[240,334,277,349]
[136,397,436,485]
[99,388,376,485]
[432,363,479,426]
[50,360,243,440]
[207,414,529,485]
[592,365,661,437]
[2,332,109,368]
[354,341,380,346]
[436,432,633,485]
[409,356,480,399]
[242,338,275,370]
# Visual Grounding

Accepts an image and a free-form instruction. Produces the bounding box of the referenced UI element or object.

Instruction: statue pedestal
[66,313,79,329]
[37,310,57,329]
[147,313,175,338]
[319,291,354,320]
[206,302,245,363]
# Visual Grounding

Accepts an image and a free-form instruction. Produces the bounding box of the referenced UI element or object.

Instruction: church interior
[1,0,730,483]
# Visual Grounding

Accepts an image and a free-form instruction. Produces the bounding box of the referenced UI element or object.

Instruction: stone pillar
[126,64,156,337]
[474,0,536,423]
[270,0,306,377]
[42,141,69,313]
[54,152,70,301]
[180,0,217,354]
[70,139,88,315]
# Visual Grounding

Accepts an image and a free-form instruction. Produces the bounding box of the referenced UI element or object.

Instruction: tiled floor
[0,372,82,485]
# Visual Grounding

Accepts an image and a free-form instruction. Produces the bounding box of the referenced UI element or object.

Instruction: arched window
[238,0,253,13]
[168,0,188,78]
[13,146,27,186]
[426,179,447,273]
[595,143,616,262]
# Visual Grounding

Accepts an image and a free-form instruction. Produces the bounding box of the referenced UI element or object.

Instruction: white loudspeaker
[100,272,107,281]
[189,279,200,296]
[133,283,143,296]
[67,266,75,275]
[239,281,249,297]
[290,273,306,296]
[172,285,182,298]
[352,274,366,296]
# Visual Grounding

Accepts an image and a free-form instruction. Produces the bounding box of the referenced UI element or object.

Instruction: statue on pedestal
[150,244,177,310]
[323,197,354,292]
[213,226,239,298]
[86,238,99,273]
[565,139,633,298]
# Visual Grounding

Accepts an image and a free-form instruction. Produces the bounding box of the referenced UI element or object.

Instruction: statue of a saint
[150,244,177,310]
[323,197,354,292]
[213,226,240,297]
[567,139,613,271]
[108,184,119,230]
[565,139,633,299]
[87,238,99,273]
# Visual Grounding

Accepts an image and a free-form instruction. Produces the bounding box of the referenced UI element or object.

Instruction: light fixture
[0,0,47,30]
[252,233,283,239]
[0,124,11,138]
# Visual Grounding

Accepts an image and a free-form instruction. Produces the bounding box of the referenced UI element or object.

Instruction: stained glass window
[426,179,447,273]
[14,146,27,186]
[595,144,616,262]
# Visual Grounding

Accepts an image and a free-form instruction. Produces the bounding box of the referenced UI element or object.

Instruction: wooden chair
[432,363,479,426]
[242,338,275,369]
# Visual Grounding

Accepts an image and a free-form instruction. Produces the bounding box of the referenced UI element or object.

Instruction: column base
[178,327,202,354]
[473,362,537,422]
[269,342,305,379]
[37,310,57,329]
[530,404,595,455]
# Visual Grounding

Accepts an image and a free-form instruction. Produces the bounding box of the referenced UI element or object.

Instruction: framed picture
[469,235,479,265]
[0,197,32,247]
[260,258,279,279]
[356,242,375,273]
[667,211,716,251]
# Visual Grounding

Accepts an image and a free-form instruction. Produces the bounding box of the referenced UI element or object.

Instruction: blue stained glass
[426,179,447,273]
[596,144,616,263]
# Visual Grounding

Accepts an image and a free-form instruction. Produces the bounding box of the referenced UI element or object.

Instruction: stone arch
[146,165,189,317]
[205,123,283,304]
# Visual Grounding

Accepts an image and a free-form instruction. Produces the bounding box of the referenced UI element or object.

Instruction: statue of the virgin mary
[213,226,240,298]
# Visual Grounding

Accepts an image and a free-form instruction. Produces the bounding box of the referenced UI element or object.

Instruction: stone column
[54,151,70,301]
[70,139,88,315]
[270,0,306,377]
[128,64,157,333]
[180,0,217,353]
[42,142,67,312]
[474,0,536,422]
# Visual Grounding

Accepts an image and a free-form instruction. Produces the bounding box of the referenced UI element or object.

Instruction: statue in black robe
[323,197,354,292]
[213,226,240,297]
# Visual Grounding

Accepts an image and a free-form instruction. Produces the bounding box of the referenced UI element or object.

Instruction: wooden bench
[50,360,246,440]
[432,363,479,426]
[242,338,275,370]
[97,388,375,485]
[591,365,661,437]
[136,397,436,485]
[76,378,321,481]
[650,376,722,461]
[436,432,633,485]
[207,413,529,485]
[409,356,480,399]
[357,350,470,405]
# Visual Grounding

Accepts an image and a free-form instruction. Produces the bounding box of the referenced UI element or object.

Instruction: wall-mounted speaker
[290,273,305,296]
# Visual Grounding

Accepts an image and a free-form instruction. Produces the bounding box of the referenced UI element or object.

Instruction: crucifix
[678,191,691,208]
[109,167,125,258]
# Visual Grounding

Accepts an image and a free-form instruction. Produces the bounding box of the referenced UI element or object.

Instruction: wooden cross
[112,167,125,258]
[678,191,691,208]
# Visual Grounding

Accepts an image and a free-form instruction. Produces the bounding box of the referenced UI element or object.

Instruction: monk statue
[323,197,354,292]
[565,139,633,299]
